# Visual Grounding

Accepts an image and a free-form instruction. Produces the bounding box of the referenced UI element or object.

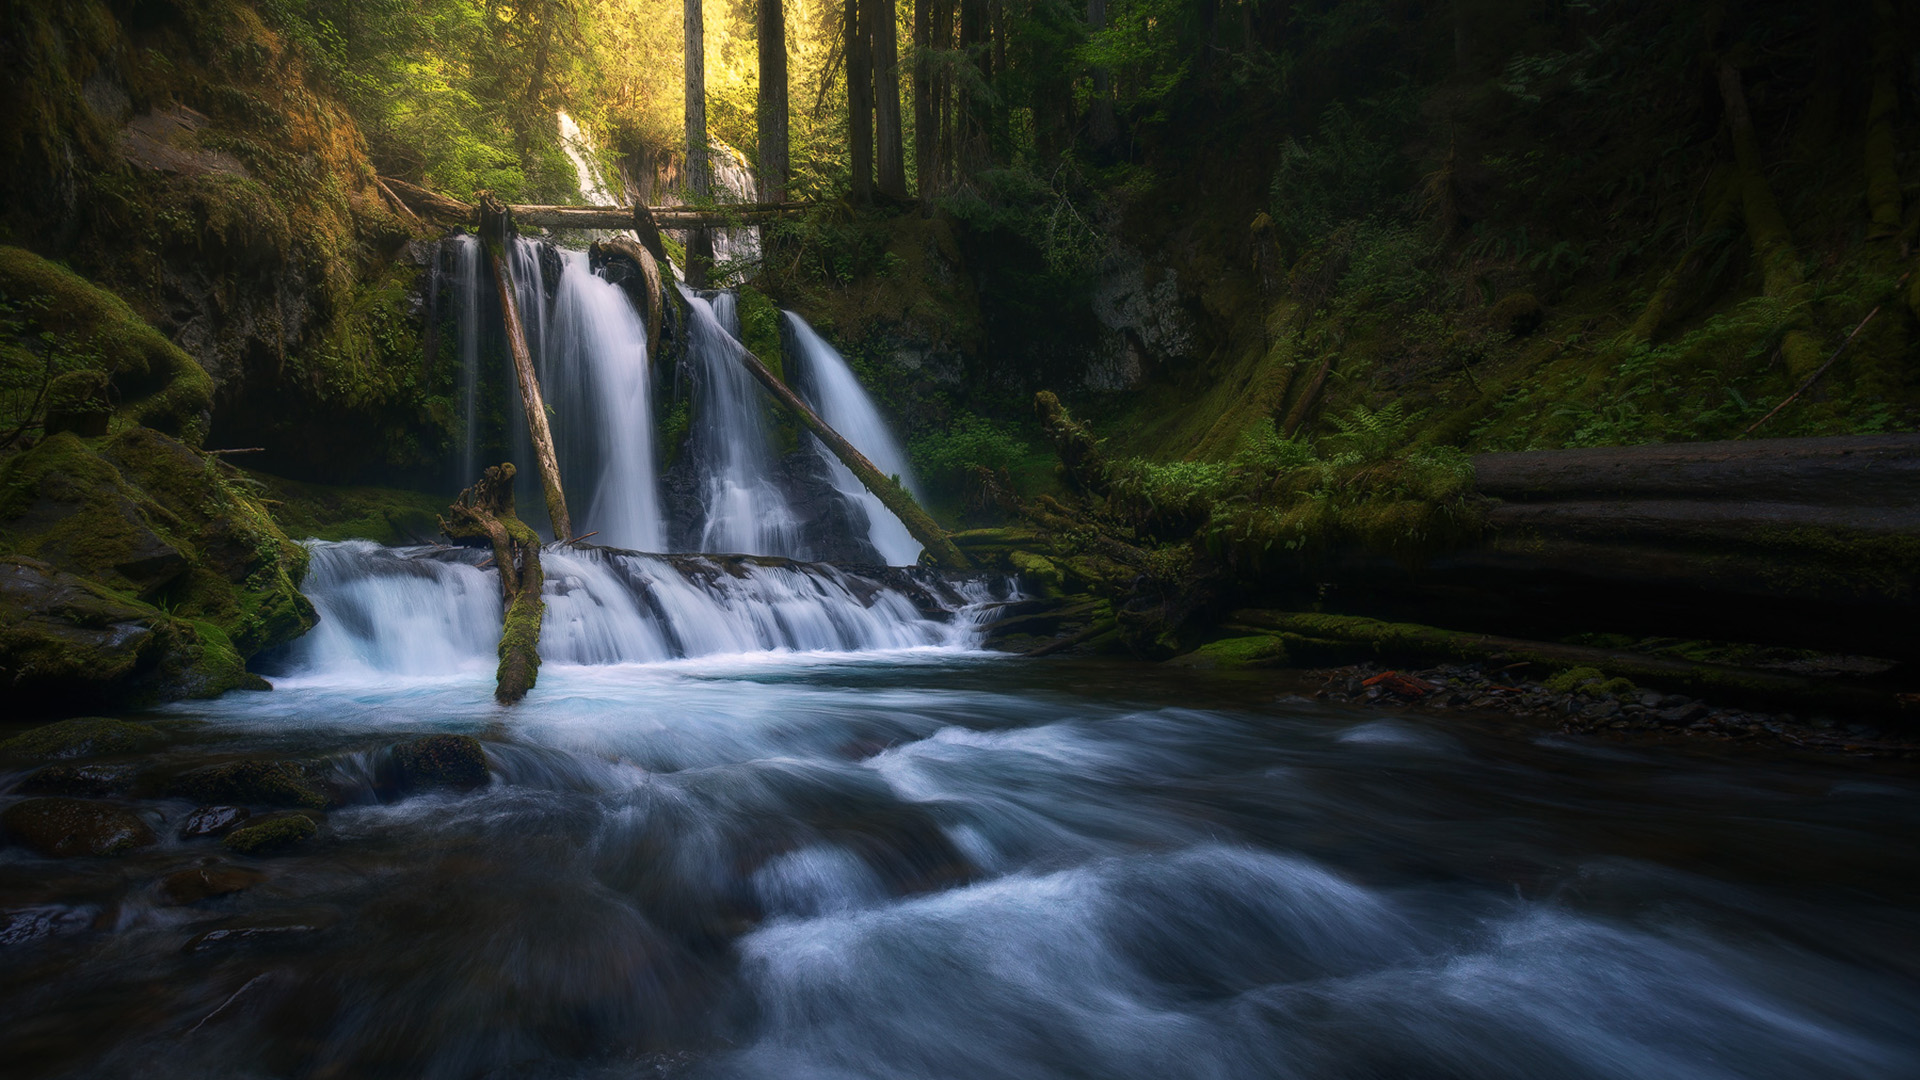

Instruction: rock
[1,797,156,857]
[0,906,96,947]
[185,923,319,952]
[1656,702,1709,725]
[169,760,327,809]
[1488,291,1544,337]
[159,863,266,905]
[222,814,316,855]
[0,717,162,761]
[394,735,489,792]
[179,805,251,839]
[18,763,137,797]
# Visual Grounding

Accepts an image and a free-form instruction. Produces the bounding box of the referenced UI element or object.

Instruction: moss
[1007,550,1064,595]
[495,582,544,704]
[222,813,316,855]
[1169,634,1291,670]
[1543,666,1634,696]
[0,717,163,760]
[246,471,447,544]
[1,797,156,857]
[0,247,214,441]
[169,759,327,809]
[1488,292,1543,337]
[394,734,489,791]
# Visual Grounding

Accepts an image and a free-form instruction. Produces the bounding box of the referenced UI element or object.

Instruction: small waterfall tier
[279,540,1007,679]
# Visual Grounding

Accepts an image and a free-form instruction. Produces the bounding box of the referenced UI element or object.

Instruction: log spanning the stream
[479,194,574,543]
[379,176,806,232]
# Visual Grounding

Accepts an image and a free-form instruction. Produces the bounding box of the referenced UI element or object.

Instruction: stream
[4,633,1918,1078]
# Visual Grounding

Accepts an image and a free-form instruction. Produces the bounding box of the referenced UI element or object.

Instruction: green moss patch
[223,813,316,855]
[0,717,162,761]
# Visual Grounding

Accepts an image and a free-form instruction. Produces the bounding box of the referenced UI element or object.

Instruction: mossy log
[731,337,968,569]
[375,178,805,231]
[1717,60,1825,379]
[440,463,546,704]
[1225,610,1898,716]
[478,195,573,543]
[1627,170,1739,343]
[1034,391,1109,495]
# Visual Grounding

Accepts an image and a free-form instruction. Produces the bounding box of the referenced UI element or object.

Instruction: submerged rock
[0,717,162,761]
[169,761,327,809]
[179,805,251,839]
[159,863,265,905]
[1,797,156,857]
[393,735,489,792]
[18,763,138,797]
[223,814,317,855]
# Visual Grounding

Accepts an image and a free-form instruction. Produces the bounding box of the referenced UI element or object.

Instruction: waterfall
[682,286,804,557]
[278,541,1004,679]
[452,235,483,486]
[556,110,623,210]
[784,313,926,566]
[539,248,665,551]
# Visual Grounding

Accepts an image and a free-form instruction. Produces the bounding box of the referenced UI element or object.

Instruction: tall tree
[847,0,876,202]
[756,0,789,206]
[957,0,992,177]
[912,0,936,202]
[685,0,712,286]
[873,0,907,198]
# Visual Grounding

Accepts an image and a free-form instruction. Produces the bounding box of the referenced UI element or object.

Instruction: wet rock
[223,814,316,855]
[0,717,163,761]
[394,735,489,792]
[0,905,96,947]
[184,923,320,953]
[1656,702,1709,725]
[159,863,266,905]
[179,805,251,839]
[169,760,327,809]
[17,763,138,797]
[2,797,156,857]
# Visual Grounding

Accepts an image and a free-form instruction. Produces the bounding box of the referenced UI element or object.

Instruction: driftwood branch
[479,194,573,543]
[440,463,547,703]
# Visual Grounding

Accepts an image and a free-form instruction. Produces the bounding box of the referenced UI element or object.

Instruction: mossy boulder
[159,863,265,904]
[168,760,327,809]
[18,763,137,796]
[1168,634,1292,670]
[2,797,156,856]
[1487,292,1544,338]
[0,716,162,760]
[223,813,316,856]
[394,734,489,792]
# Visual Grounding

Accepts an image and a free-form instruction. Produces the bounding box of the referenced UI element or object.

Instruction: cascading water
[451,234,483,485]
[279,540,1000,680]
[681,287,805,557]
[539,248,665,551]
[784,312,925,565]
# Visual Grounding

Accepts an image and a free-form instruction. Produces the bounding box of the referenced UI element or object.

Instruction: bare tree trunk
[913,0,935,202]
[1717,60,1822,378]
[873,0,907,198]
[480,196,573,544]
[757,0,789,205]
[847,0,875,202]
[685,0,713,286]
[1865,0,1903,237]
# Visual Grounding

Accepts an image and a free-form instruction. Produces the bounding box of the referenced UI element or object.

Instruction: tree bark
[1865,0,1903,237]
[913,0,935,201]
[440,463,548,704]
[958,0,992,176]
[847,0,876,202]
[592,237,666,359]
[685,0,713,287]
[872,0,907,198]
[757,0,790,208]
[736,337,968,568]
[479,195,573,543]
[1717,60,1823,378]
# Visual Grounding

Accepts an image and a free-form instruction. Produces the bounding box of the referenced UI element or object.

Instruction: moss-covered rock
[394,734,489,791]
[18,763,137,796]
[159,863,265,904]
[246,471,448,545]
[168,759,327,809]
[1167,634,1292,670]
[222,813,316,855]
[2,797,156,856]
[0,716,162,760]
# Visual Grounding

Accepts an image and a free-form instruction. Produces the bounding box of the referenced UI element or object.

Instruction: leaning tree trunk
[736,339,968,568]
[1717,60,1824,379]
[872,0,908,198]
[685,0,713,287]
[441,464,548,704]
[479,195,573,543]
[847,0,876,202]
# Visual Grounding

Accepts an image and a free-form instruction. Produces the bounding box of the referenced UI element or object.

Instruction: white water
[785,312,925,565]
[556,110,623,211]
[540,248,664,550]
[280,540,999,682]
[682,287,806,558]
[451,235,482,485]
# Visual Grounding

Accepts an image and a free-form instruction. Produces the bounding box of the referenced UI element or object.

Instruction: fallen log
[440,464,547,703]
[714,308,968,570]
[479,195,573,543]
[591,237,665,358]
[376,178,809,231]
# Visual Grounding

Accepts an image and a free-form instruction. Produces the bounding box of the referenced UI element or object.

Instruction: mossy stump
[440,464,546,704]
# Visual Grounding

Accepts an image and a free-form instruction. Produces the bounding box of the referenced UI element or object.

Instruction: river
[4,631,1917,1078]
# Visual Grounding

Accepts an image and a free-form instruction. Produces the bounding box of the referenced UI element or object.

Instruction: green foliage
[1269,95,1416,250]
[909,413,1031,494]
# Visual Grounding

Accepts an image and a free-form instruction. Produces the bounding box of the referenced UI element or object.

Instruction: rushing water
[3,631,1916,1079]
[785,312,925,566]
[681,288,806,558]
